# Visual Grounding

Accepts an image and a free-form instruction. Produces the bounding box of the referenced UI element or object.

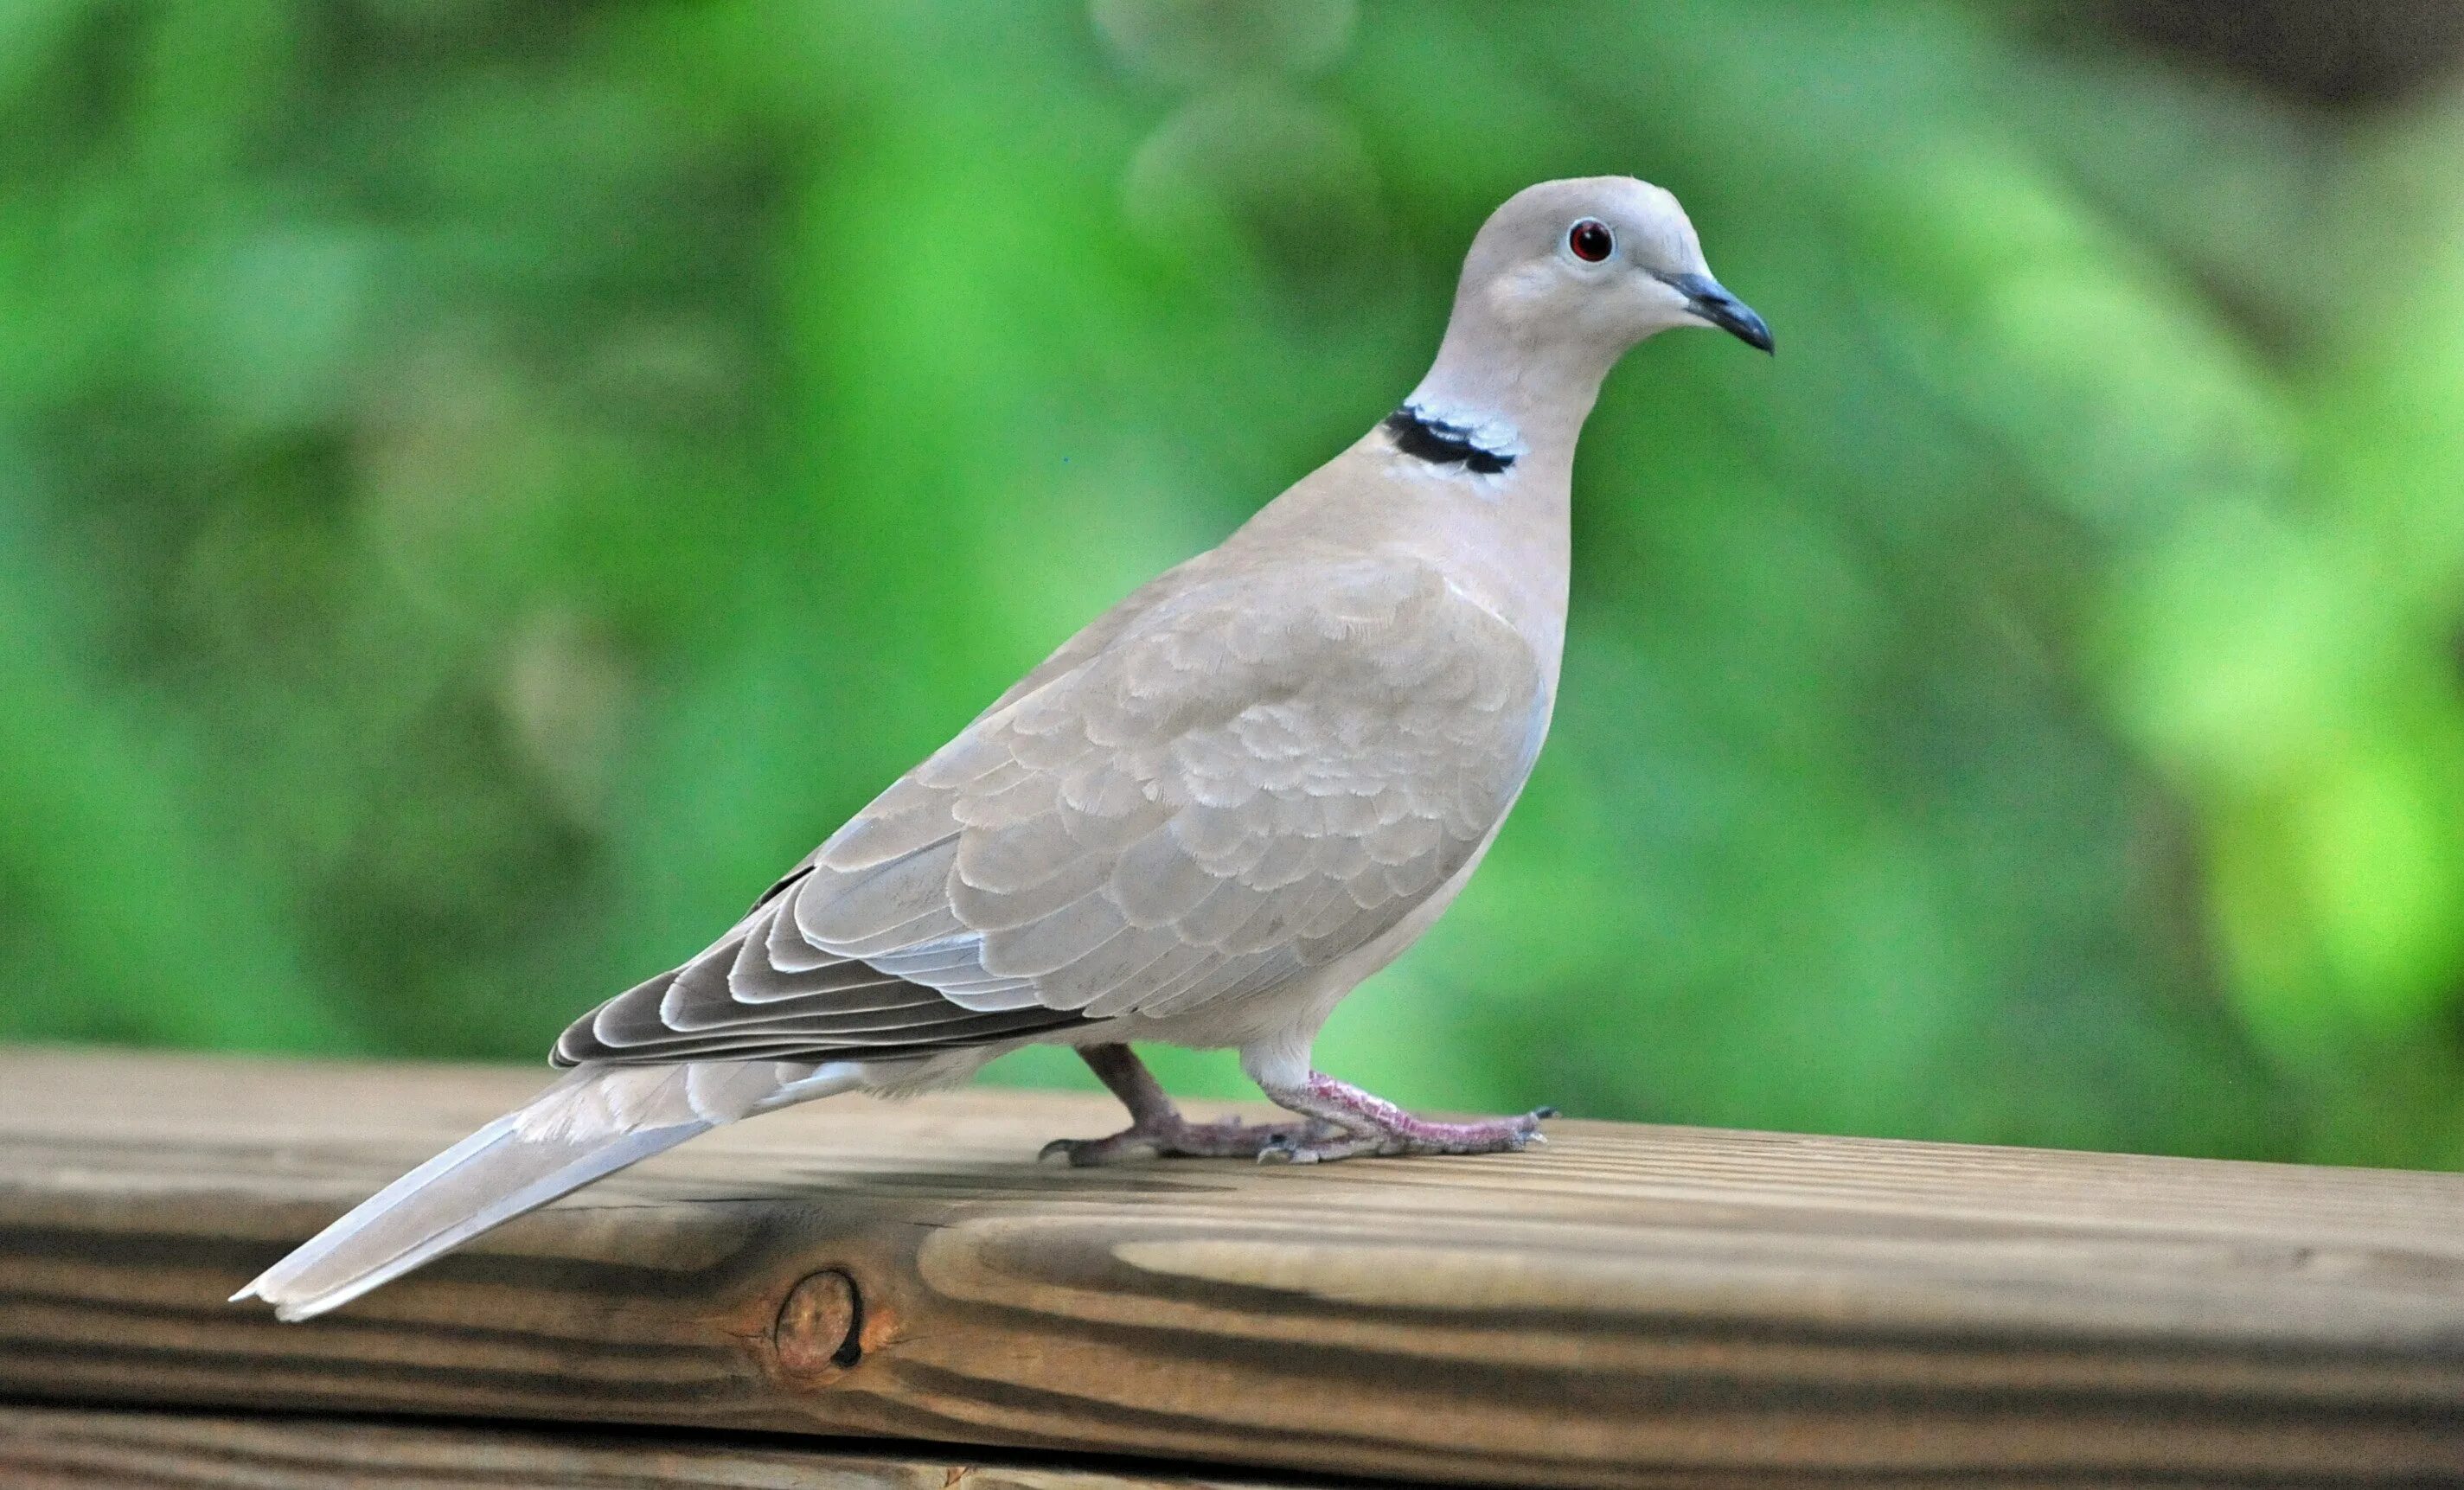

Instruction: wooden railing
[3,1046,2460,1487]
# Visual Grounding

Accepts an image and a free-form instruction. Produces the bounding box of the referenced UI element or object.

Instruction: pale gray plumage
[562,557,1542,1064]
[236,176,1770,1321]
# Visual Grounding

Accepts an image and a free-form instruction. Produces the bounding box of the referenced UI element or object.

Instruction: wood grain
[3,1046,2461,1488]
[0,1404,1285,1488]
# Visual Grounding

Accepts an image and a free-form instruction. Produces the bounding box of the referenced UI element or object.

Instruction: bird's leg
[1251,1071,1554,1164]
[1040,1044,1335,1167]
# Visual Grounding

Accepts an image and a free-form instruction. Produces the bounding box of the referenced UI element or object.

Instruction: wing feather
[553,556,1545,1068]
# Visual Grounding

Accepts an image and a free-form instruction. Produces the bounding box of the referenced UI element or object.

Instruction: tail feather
[234,1060,860,1322]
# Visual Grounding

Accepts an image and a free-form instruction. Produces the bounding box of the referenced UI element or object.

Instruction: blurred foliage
[1,1,2459,1169]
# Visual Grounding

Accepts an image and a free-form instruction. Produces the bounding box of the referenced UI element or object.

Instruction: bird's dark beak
[1657,271,1774,354]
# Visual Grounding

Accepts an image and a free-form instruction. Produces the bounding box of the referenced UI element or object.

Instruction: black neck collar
[1382,405,1517,476]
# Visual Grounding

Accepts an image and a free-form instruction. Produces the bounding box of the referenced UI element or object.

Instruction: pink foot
[1254,1072,1555,1164]
[1048,1046,1554,1167]
[1040,1112,1337,1167]
[1043,1043,1337,1167]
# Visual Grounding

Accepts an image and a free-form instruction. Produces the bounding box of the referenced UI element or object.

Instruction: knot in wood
[771,1269,862,1381]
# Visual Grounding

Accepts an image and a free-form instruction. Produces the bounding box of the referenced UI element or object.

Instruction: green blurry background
[3,1,2461,1169]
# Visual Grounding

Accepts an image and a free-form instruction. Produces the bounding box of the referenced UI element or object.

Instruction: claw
[1038,1132,1164,1168]
[1257,1136,1319,1166]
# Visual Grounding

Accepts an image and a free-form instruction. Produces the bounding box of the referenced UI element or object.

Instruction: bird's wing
[555,554,1547,1065]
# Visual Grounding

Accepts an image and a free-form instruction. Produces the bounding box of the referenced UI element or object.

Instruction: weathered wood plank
[0,1404,1286,1488]
[2,1046,2461,1488]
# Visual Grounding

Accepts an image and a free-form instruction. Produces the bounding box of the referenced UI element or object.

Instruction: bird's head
[1456,176,1772,358]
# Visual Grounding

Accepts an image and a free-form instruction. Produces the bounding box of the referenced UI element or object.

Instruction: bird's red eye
[1568,219,1613,262]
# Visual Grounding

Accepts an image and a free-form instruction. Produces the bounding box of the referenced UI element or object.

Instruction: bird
[234,175,1772,1322]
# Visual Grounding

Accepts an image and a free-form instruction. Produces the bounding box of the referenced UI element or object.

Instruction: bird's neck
[1238,367,1608,695]
[1364,418,1578,689]
[1405,295,1627,469]
[1399,348,1609,481]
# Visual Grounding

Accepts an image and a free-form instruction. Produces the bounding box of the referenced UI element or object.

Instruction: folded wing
[556,556,1547,1065]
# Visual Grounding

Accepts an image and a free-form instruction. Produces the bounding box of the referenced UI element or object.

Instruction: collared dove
[235,176,1770,1321]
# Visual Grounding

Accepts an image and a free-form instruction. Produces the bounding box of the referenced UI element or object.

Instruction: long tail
[233,1059,861,1322]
